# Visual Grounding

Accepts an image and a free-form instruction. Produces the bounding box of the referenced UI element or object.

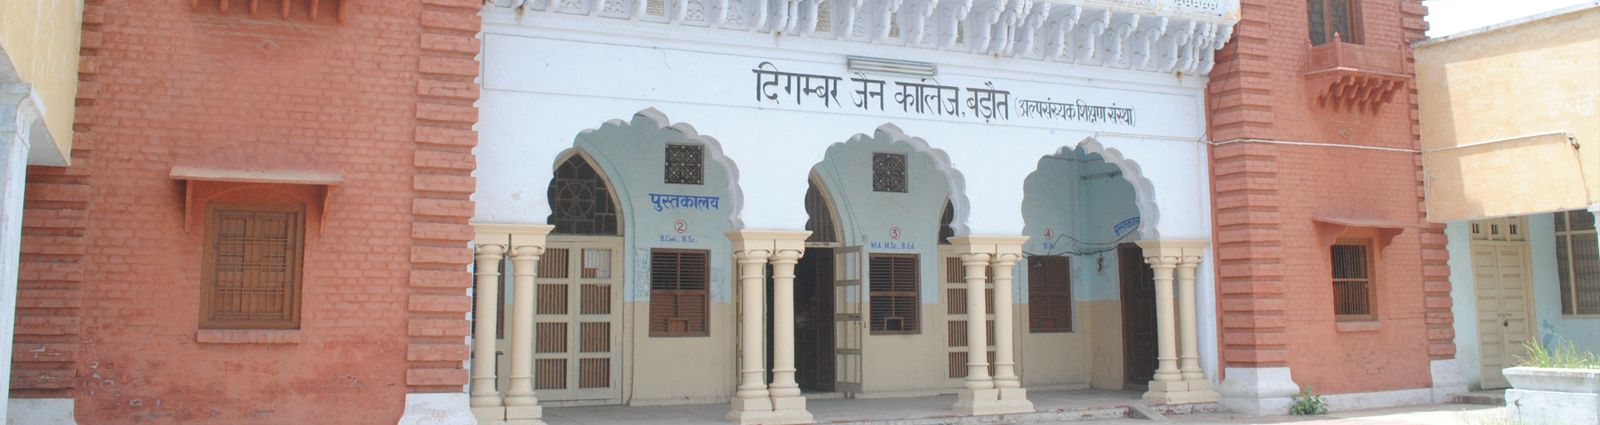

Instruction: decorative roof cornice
[485,0,1239,76]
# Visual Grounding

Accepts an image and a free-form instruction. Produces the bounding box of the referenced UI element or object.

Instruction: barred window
[869,254,919,334]
[201,203,305,329]
[650,249,709,337]
[664,144,704,185]
[1028,256,1072,332]
[548,155,620,235]
[1307,0,1360,45]
[872,153,908,193]
[1555,210,1600,315]
[1331,239,1374,318]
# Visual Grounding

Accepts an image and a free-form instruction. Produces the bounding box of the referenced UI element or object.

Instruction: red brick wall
[11,0,481,423]
[1208,0,1449,394]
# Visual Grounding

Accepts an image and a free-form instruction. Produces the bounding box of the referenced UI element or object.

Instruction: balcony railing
[1303,38,1408,114]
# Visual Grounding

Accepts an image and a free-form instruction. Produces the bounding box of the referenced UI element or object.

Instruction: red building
[1208,0,1463,414]
[9,1,481,423]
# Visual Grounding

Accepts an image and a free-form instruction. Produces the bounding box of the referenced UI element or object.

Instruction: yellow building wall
[1416,7,1600,222]
[0,0,83,163]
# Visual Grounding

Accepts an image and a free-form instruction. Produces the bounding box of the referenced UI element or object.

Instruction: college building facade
[0,0,1524,424]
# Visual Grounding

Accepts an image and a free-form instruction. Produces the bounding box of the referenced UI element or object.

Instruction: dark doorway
[1119,243,1158,389]
[794,247,835,392]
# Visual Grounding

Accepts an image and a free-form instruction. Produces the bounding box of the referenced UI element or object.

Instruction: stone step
[1450,390,1506,406]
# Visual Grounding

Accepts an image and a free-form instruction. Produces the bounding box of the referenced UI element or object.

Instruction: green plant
[1517,339,1600,369]
[1289,386,1329,416]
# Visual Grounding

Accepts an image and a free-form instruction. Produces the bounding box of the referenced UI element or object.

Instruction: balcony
[1304,38,1408,114]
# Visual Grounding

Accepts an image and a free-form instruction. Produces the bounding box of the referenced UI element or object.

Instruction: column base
[8,398,77,425]
[727,402,813,425]
[1217,366,1300,415]
[1429,359,1468,403]
[397,393,478,425]
[1144,379,1220,405]
[505,404,544,423]
[953,388,1036,416]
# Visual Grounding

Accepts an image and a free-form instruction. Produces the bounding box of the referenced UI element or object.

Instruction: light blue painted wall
[1448,214,1600,388]
[1528,214,1600,352]
[1019,149,1142,303]
[812,131,952,303]
[1444,221,1482,386]
[570,114,738,303]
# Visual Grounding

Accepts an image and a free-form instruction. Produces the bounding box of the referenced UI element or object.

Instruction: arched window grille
[547,155,620,235]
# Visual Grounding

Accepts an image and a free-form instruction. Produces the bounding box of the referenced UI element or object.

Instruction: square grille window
[664,144,704,185]
[1331,241,1373,318]
[872,153,908,193]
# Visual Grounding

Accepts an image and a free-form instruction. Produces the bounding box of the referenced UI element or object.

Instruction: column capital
[725,229,812,253]
[769,248,804,264]
[735,249,773,262]
[474,223,554,247]
[958,252,993,265]
[990,252,1022,265]
[475,242,506,257]
[947,235,1029,256]
[1135,239,1209,262]
[511,245,545,259]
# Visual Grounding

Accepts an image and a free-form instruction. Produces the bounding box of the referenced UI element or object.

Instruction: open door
[834,245,865,396]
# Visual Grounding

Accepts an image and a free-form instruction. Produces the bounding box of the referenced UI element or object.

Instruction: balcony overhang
[485,0,1239,77]
[1304,38,1408,114]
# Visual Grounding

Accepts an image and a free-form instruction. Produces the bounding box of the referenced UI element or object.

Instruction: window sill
[1336,320,1381,333]
[196,329,302,344]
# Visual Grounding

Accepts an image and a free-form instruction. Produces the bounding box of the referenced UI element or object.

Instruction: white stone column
[730,248,774,416]
[1139,240,1219,405]
[950,236,1033,416]
[727,230,813,425]
[989,250,1033,412]
[503,225,553,425]
[469,238,507,421]
[961,252,994,389]
[0,84,36,425]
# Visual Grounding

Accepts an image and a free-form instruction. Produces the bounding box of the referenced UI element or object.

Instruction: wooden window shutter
[1028,256,1072,333]
[650,249,710,337]
[869,254,919,334]
[200,203,305,329]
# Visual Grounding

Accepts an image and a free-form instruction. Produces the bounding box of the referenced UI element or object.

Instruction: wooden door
[1119,243,1158,389]
[834,246,865,396]
[525,239,624,405]
[1473,242,1532,389]
[795,248,835,392]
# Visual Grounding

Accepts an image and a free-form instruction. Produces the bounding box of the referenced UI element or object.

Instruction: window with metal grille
[1555,209,1600,315]
[805,178,838,243]
[548,155,620,235]
[650,249,709,337]
[201,203,305,329]
[1331,240,1374,318]
[1307,0,1360,45]
[872,153,908,193]
[869,254,919,334]
[1028,256,1072,332]
[664,144,704,185]
[938,201,956,245]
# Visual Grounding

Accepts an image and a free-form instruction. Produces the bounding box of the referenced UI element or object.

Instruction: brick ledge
[196,329,302,344]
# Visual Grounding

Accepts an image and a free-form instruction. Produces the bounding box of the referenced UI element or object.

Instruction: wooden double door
[497,237,624,405]
[1119,243,1158,389]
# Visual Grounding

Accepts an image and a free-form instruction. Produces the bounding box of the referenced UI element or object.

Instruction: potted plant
[1504,339,1600,425]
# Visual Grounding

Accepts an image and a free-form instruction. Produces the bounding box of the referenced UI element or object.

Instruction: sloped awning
[171,166,343,232]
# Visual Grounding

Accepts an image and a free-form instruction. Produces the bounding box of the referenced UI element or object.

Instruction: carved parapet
[1010,2,1052,57]
[1303,38,1407,114]
[1038,5,1080,59]
[933,0,975,49]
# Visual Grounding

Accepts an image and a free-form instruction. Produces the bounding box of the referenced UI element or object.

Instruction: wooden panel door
[1119,244,1158,389]
[943,254,994,386]
[795,248,835,392]
[528,240,624,405]
[834,246,865,396]
[1473,242,1532,389]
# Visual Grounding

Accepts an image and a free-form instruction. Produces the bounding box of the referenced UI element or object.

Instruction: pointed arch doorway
[790,176,843,393]
[500,153,626,406]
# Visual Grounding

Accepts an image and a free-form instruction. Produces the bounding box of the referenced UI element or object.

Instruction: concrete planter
[1504,367,1600,425]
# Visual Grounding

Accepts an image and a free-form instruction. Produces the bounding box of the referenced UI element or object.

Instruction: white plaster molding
[1070,137,1161,240]
[397,393,478,425]
[1322,388,1436,412]
[1429,359,1469,403]
[483,0,1237,76]
[1219,367,1299,416]
[8,399,76,425]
